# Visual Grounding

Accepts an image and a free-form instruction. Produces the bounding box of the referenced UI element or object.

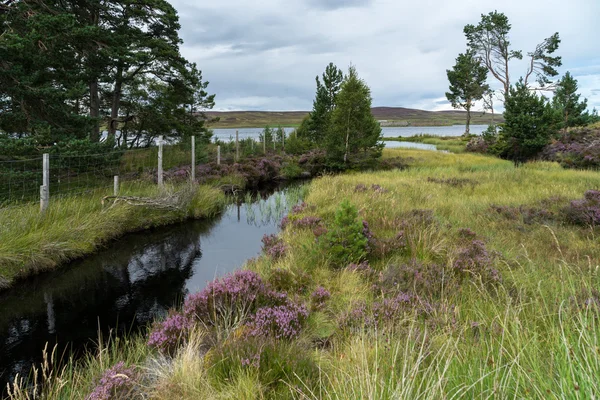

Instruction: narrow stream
[0,184,305,391]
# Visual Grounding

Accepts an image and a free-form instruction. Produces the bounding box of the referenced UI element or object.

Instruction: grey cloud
[305,0,372,11]
[170,0,600,111]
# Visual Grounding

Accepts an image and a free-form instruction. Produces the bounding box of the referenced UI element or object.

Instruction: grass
[7,148,600,399]
[0,182,226,290]
[383,134,469,153]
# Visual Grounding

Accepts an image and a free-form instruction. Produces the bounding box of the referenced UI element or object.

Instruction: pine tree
[446,50,489,135]
[303,63,343,144]
[327,66,383,167]
[497,80,560,164]
[553,72,590,130]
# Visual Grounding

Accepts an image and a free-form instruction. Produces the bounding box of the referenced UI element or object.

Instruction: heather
[543,125,600,169]
[8,147,600,399]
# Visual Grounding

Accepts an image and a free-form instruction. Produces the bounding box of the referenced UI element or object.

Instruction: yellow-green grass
[384,134,469,153]
[9,149,600,399]
[0,182,226,290]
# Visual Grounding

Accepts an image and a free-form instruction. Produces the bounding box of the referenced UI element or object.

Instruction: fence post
[282,130,285,150]
[158,135,164,187]
[191,136,196,183]
[217,145,221,165]
[263,137,266,154]
[40,153,49,213]
[114,176,119,196]
[235,130,239,162]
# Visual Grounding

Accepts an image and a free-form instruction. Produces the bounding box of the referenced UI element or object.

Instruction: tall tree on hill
[304,63,343,144]
[446,50,489,135]
[464,11,561,100]
[552,72,590,131]
[327,66,383,167]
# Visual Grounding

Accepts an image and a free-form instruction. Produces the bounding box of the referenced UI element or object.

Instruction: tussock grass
[8,148,600,399]
[0,183,226,288]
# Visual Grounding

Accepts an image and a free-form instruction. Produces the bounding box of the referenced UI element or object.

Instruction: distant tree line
[0,0,215,155]
[447,10,599,164]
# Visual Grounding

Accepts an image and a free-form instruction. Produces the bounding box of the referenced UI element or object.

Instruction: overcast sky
[171,0,600,112]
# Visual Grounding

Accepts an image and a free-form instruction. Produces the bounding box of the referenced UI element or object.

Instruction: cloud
[305,0,372,10]
[170,0,600,112]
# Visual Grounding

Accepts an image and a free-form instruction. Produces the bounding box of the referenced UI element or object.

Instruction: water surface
[0,185,304,390]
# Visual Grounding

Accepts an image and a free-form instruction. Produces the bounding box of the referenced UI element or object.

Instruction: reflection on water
[383,141,437,150]
[0,184,305,391]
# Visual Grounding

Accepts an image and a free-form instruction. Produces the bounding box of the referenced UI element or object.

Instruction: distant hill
[205,107,502,128]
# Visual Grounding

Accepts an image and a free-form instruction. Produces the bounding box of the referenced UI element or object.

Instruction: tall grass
[0,182,226,289]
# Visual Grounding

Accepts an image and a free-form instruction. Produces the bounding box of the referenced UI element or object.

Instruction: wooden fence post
[158,135,164,187]
[263,137,266,154]
[217,145,221,165]
[191,136,196,183]
[40,153,49,213]
[114,175,119,196]
[235,130,239,162]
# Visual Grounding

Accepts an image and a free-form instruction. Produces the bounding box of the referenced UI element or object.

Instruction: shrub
[320,200,368,267]
[183,270,284,330]
[563,190,600,227]
[376,259,450,298]
[261,234,287,259]
[246,302,309,340]
[87,362,137,400]
[310,286,331,310]
[147,312,191,355]
[543,126,600,169]
[452,233,500,283]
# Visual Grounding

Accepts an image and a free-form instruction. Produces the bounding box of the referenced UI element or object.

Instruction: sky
[171,0,600,112]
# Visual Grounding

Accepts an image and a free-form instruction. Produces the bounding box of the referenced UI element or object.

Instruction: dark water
[0,185,303,391]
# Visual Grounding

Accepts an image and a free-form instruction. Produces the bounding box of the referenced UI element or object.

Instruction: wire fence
[0,133,288,210]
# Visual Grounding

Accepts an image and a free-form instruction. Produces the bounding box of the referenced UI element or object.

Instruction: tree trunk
[464,101,471,137]
[108,62,124,140]
[344,111,350,164]
[89,80,100,142]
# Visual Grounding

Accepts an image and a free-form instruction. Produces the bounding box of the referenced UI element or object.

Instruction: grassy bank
[8,148,600,399]
[0,183,226,290]
[384,134,469,153]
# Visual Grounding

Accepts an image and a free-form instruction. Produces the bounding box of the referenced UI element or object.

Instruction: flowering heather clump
[279,216,290,230]
[311,286,331,310]
[347,260,374,275]
[371,184,389,193]
[340,293,416,329]
[490,205,555,225]
[362,220,377,253]
[453,238,500,283]
[542,127,600,169]
[466,137,490,153]
[241,353,261,368]
[292,216,322,228]
[564,190,600,226]
[291,202,309,214]
[312,225,328,238]
[377,260,450,298]
[247,302,309,340]
[147,312,191,355]
[262,234,287,259]
[183,270,281,328]
[354,184,368,192]
[86,362,137,400]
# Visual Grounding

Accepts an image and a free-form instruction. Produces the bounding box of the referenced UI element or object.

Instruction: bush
[564,190,600,227]
[87,362,138,400]
[320,200,368,267]
[246,302,309,340]
[542,126,600,169]
[147,312,191,355]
